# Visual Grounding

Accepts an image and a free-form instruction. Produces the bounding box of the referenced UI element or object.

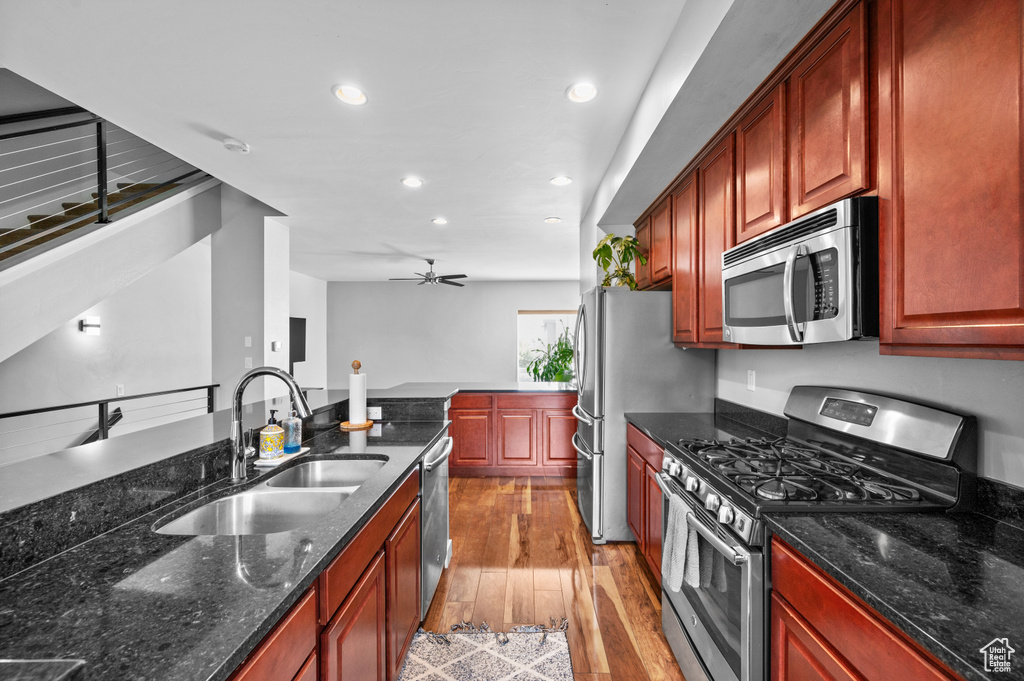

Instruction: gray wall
[717,342,1024,487]
[326,281,581,389]
[289,271,327,390]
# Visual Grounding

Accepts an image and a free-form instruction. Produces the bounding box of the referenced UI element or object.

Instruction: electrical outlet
[369,423,382,437]
[116,384,125,396]
[747,370,756,392]
[244,336,252,348]
[367,406,382,420]
[244,356,253,369]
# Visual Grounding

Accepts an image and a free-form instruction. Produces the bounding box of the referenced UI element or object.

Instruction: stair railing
[0,384,219,465]
[0,106,211,260]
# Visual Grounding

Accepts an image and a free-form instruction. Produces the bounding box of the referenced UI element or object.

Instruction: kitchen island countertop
[0,421,448,681]
[625,409,1024,681]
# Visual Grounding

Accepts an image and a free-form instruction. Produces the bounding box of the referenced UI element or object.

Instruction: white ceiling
[0,1,686,282]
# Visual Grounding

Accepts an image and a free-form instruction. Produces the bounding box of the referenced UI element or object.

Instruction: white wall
[326,281,580,389]
[717,342,1024,487]
[289,271,327,389]
[0,239,212,465]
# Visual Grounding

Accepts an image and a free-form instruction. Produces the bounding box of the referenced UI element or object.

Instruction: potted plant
[526,326,575,383]
[592,233,646,290]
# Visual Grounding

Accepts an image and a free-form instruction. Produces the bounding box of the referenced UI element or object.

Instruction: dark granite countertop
[626,407,1024,681]
[0,660,84,681]
[0,420,448,681]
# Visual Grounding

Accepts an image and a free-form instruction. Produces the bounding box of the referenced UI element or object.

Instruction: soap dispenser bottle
[282,410,302,454]
[259,410,284,460]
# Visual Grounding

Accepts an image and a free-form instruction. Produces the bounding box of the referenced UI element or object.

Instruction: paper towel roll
[349,372,367,425]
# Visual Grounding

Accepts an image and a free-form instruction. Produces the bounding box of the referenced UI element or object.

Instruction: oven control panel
[661,452,760,546]
[820,397,877,426]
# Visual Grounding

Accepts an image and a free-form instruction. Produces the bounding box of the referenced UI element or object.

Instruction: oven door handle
[656,473,748,567]
[782,243,809,343]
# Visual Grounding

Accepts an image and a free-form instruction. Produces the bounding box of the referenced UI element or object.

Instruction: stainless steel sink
[265,459,386,489]
[154,490,348,535]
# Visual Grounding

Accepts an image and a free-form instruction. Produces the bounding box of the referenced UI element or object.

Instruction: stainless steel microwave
[721,197,878,345]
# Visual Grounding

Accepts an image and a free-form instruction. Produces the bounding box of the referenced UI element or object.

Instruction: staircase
[0,183,178,262]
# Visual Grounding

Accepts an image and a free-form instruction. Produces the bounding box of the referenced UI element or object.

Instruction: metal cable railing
[0,107,211,260]
[0,384,219,463]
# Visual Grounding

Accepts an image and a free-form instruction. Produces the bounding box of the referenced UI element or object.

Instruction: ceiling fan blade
[413,272,427,277]
[389,277,424,281]
[418,280,428,285]
[439,279,465,287]
[438,274,467,279]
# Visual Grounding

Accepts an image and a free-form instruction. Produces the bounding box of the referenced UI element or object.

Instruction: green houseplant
[526,326,575,383]
[592,233,646,290]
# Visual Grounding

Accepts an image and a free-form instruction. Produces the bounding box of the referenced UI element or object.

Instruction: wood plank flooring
[423,476,685,681]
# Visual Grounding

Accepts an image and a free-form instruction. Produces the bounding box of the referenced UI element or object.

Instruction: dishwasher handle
[424,436,453,472]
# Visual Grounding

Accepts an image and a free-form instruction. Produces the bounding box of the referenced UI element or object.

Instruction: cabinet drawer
[626,423,663,470]
[772,539,960,681]
[320,469,419,624]
[495,393,575,410]
[231,586,318,681]
[451,393,493,409]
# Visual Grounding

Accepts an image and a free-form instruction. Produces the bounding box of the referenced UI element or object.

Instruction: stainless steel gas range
[657,386,977,681]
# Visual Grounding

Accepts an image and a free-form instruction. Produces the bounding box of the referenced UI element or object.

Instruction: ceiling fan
[389,259,467,287]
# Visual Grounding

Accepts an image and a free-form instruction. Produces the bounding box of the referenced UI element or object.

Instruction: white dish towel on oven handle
[662,491,728,592]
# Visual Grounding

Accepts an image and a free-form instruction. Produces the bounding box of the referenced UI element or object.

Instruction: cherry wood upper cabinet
[878,0,1024,358]
[635,218,652,290]
[788,2,868,219]
[649,198,672,284]
[386,500,421,681]
[671,172,700,344]
[321,551,388,681]
[736,84,787,242]
[699,134,739,348]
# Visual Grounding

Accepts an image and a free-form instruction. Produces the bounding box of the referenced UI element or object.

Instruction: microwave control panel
[810,248,839,319]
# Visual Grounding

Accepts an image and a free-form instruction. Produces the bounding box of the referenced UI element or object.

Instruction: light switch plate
[367,406,382,420]
[271,340,282,352]
[747,370,756,391]
[116,384,125,396]
[244,336,252,348]
[244,357,253,369]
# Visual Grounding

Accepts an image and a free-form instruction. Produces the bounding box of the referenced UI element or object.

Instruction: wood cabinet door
[635,219,652,289]
[878,0,1024,357]
[540,409,576,468]
[772,593,860,681]
[698,134,739,347]
[643,464,662,584]
[626,445,645,548]
[650,198,672,284]
[497,409,537,466]
[322,550,387,681]
[671,172,700,344]
[231,588,318,681]
[386,500,421,681]
[736,83,787,242]
[787,2,868,219]
[449,409,492,467]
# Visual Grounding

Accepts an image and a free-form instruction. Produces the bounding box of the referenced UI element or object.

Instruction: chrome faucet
[230,366,312,482]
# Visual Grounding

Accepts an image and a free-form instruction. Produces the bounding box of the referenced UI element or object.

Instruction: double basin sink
[154,459,386,536]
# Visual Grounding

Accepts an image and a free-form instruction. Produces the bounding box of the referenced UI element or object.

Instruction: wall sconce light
[79,316,101,336]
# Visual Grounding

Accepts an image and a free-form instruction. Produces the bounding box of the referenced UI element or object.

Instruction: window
[517,310,577,382]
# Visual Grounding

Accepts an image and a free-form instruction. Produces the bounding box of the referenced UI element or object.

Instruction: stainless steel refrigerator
[572,287,715,543]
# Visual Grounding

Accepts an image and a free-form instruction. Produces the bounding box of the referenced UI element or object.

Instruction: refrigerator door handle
[574,303,587,400]
[572,432,595,460]
[572,403,596,426]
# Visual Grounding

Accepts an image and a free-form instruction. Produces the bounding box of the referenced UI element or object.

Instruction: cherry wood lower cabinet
[386,500,421,681]
[625,424,663,584]
[449,392,576,476]
[230,586,318,681]
[772,538,964,681]
[322,551,388,681]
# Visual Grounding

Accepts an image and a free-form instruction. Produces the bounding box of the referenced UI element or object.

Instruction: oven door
[657,473,764,681]
[722,226,855,346]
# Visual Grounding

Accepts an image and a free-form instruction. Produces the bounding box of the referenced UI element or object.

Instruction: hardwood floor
[422,476,685,681]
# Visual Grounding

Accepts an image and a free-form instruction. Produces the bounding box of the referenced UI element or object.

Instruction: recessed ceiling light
[431,217,448,225]
[402,177,424,188]
[222,138,250,154]
[332,84,367,106]
[549,176,572,186]
[544,217,562,224]
[566,83,598,103]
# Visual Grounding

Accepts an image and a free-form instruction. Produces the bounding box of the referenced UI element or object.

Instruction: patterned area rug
[398,620,573,681]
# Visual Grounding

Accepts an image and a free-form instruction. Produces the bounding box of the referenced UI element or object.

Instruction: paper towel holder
[341,359,374,431]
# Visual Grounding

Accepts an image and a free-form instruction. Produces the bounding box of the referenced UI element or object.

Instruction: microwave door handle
[783,244,809,343]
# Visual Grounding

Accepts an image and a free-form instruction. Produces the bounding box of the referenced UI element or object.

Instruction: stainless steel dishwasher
[420,430,453,617]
